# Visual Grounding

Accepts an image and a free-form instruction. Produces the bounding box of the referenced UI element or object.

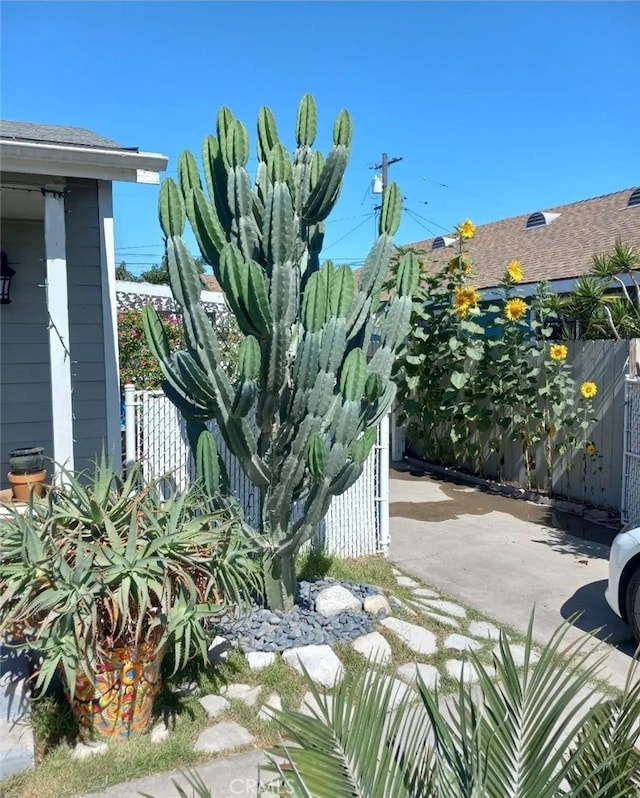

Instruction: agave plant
[0,455,260,706]
[253,617,640,797]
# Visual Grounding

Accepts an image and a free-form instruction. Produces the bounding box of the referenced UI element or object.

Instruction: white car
[606,520,640,641]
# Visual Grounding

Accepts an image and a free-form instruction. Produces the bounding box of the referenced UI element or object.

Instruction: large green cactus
[144,95,418,610]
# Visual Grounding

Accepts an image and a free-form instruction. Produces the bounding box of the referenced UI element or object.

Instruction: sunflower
[454,285,480,317]
[448,254,472,275]
[504,297,527,321]
[506,259,523,283]
[585,442,597,457]
[458,219,476,240]
[580,381,598,399]
[550,344,568,362]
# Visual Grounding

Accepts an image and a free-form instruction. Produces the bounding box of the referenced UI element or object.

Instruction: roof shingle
[401,188,640,289]
[0,120,135,152]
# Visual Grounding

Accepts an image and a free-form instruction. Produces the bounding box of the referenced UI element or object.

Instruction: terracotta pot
[69,646,164,739]
[8,469,47,501]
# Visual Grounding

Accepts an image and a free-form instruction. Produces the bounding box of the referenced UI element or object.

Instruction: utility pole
[371,152,403,198]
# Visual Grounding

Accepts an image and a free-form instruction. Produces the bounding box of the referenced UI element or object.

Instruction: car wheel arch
[619,552,640,623]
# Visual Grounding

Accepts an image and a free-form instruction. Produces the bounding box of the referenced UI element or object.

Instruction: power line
[420,177,520,213]
[404,206,452,234]
[404,208,442,238]
[324,213,376,253]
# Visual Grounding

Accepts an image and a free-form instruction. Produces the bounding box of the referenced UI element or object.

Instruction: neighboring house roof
[201,274,224,294]
[0,120,136,152]
[397,187,640,290]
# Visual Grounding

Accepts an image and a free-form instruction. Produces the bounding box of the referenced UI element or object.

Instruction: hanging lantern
[1,251,16,304]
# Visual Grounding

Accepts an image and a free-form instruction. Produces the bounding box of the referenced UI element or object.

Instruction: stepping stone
[417,599,466,619]
[380,618,437,656]
[282,644,344,687]
[208,636,231,663]
[468,621,501,641]
[351,631,392,665]
[363,594,392,615]
[445,660,483,685]
[412,587,440,599]
[396,575,420,588]
[199,694,230,718]
[492,644,540,668]
[150,722,169,744]
[396,663,439,690]
[246,651,276,671]
[445,634,482,653]
[392,568,402,576]
[315,585,362,616]
[389,595,416,615]
[175,680,199,697]
[222,683,262,707]
[258,692,282,722]
[364,674,416,711]
[417,609,460,629]
[72,740,108,760]
[299,690,334,718]
[194,721,254,754]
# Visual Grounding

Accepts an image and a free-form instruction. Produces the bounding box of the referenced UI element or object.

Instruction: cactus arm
[257,105,280,163]
[202,135,232,231]
[301,144,350,224]
[158,178,185,238]
[228,166,260,262]
[186,188,228,271]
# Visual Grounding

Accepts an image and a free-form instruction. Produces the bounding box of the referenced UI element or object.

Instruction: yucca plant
[0,455,260,737]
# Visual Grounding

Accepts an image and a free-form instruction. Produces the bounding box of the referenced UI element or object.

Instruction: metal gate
[622,376,640,525]
[123,384,389,558]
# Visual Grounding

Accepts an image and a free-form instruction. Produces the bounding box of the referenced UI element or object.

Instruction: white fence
[124,385,389,558]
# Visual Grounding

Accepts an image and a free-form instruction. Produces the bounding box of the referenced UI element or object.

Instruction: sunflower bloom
[504,297,527,321]
[454,285,480,317]
[581,381,598,399]
[550,344,568,362]
[458,219,476,240]
[448,254,472,275]
[506,259,523,283]
[585,442,597,456]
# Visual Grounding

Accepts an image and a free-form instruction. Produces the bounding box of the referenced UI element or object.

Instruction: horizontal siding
[0,218,53,485]
[65,179,108,470]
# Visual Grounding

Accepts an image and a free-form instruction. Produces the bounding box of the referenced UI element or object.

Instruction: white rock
[392,568,402,576]
[222,683,262,706]
[363,594,392,615]
[351,631,392,665]
[208,635,231,662]
[396,663,439,690]
[446,659,496,684]
[175,680,199,697]
[445,634,482,653]
[199,694,230,718]
[246,651,276,671]
[389,596,416,615]
[258,692,282,722]
[468,621,501,641]
[282,644,344,687]
[150,722,169,744]
[299,690,333,718]
[416,609,460,628]
[492,644,540,668]
[315,585,362,617]
[72,740,108,760]
[194,721,254,753]
[364,674,416,710]
[380,617,437,656]
[417,599,466,619]
[412,587,440,599]
[396,575,419,588]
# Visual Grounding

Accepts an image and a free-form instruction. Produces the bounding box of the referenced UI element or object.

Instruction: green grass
[0,554,617,798]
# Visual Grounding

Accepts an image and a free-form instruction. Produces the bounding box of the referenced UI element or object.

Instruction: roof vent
[526,211,561,229]
[628,188,640,207]
[432,236,457,250]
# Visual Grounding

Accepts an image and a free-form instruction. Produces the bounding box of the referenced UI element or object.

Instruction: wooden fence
[393,339,632,512]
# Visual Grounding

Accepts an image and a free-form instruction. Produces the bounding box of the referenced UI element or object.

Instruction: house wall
[0,178,111,487]
[65,178,109,475]
[0,218,53,484]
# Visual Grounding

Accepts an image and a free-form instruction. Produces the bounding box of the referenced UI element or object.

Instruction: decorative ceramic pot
[69,645,164,739]
[8,447,45,474]
[7,469,47,501]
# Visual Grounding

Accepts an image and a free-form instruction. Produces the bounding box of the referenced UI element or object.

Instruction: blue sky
[1,1,638,275]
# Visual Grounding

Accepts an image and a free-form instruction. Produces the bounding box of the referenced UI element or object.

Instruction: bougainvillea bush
[118,308,242,390]
[389,220,598,494]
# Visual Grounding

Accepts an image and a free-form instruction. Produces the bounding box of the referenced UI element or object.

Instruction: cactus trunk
[145,95,418,610]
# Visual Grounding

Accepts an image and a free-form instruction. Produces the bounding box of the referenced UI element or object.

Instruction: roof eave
[0,139,168,184]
